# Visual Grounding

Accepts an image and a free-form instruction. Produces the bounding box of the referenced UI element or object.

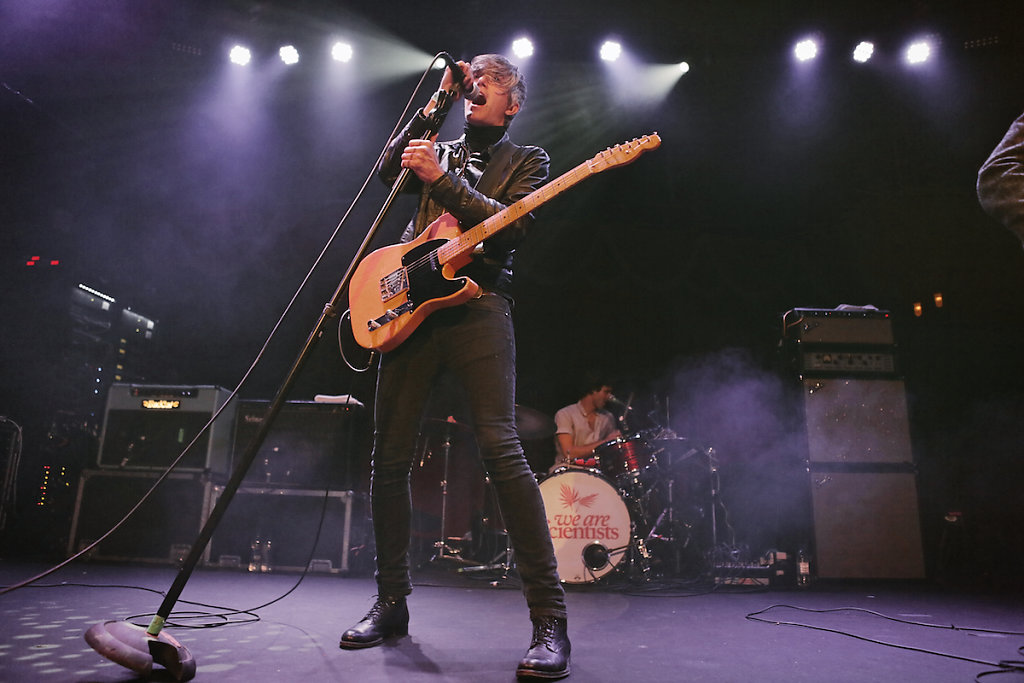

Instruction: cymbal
[646,427,684,442]
[422,416,470,431]
[650,436,690,446]
[516,404,555,440]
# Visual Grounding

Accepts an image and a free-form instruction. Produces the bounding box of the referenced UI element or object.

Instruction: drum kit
[411,401,718,585]
[540,428,715,584]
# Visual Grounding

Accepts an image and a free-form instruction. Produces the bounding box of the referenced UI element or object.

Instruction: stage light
[279,45,299,65]
[793,38,818,62]
[229,45,251,66]
[933,292,943,308]
[678,61,690,74]
[905,40,931,65]
[511,37,534,59]
[331,41,353,62]
[77,283,116,303]
[853,41,874,63]
[600,40,622,62]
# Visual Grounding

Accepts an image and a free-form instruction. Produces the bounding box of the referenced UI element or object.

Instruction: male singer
[338,54,570,680]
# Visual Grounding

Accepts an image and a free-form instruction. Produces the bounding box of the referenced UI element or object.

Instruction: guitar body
[349,212,479,352]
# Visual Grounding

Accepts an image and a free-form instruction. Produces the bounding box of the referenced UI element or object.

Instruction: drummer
[550,374,621,474]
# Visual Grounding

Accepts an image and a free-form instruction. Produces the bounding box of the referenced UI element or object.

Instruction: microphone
[439,52,480,100]
[607,394,633,412]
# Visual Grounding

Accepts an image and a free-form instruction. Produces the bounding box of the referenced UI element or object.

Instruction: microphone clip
[424,88,457,131]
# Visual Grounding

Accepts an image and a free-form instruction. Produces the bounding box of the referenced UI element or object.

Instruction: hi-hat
[423,416,470,431]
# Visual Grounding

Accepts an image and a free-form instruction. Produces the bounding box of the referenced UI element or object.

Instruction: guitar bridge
[367,301,414,331]
[380,267,409,302]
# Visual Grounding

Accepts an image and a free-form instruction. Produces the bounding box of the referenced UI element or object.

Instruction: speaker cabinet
[809,469,925,579]
[231,400,365,489]
[801,377,924,578]
[803,377,912,464]
[206,486,354,573]
[67,469,210,564]
[97,384,235,474]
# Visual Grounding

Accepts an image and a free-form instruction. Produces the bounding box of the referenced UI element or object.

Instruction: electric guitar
[349,133,662,352]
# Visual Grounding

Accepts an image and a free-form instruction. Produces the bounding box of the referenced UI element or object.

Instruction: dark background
[2,1,1023,585]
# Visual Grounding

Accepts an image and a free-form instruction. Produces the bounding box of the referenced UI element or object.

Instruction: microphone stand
[84,87,461,682]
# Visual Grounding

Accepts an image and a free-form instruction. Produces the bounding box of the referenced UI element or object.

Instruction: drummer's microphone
[608,394,633,413]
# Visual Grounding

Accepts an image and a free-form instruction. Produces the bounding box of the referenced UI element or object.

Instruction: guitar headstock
[588,133,662,172]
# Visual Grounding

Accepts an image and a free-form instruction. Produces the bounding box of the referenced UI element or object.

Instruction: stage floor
[1,560,1022,682]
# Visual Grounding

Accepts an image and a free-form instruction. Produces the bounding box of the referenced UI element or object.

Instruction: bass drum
[539,468,632,584]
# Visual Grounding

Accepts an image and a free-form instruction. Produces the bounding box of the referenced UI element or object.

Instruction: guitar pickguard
[366,239,468,332]
[400,239,466,307]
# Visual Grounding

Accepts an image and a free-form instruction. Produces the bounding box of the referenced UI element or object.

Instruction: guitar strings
[401,167,571,276]
[396,141,633,284]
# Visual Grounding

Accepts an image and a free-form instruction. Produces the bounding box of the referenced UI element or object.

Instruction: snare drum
[596,434,657,483]
[539,468,632,584]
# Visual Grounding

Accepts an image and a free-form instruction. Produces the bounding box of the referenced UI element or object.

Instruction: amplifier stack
[783,307,925,580]
[68,384,233,563]
[69,386,363,570]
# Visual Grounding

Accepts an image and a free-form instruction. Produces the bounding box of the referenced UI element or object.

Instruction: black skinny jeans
[368,294,566,620]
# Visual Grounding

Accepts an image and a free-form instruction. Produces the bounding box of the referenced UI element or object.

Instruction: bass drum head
[539,468,631,584]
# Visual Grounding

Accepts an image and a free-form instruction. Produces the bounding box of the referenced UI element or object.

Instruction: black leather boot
[516,616,570,679]
[339,596,409,649]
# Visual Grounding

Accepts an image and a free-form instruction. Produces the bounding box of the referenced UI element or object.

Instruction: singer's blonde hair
[471,54,526,123]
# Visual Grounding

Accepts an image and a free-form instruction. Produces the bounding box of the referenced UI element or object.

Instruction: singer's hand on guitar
[401,139,444,184]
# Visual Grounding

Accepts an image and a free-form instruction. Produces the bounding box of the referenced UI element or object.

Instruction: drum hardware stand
[610,468,658,582]
[707,446,720,552]
[458,478,515,578]
[644,444,700,577]
[619,494,654,582]
[644,477,681,576]
[606,530,650,583]
[424,422,472,566]
[630,535,653,581]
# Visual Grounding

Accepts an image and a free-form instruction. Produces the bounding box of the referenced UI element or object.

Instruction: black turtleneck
[464,124,507,153]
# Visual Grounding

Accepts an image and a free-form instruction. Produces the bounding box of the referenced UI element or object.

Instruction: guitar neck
[436,157,598,264]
